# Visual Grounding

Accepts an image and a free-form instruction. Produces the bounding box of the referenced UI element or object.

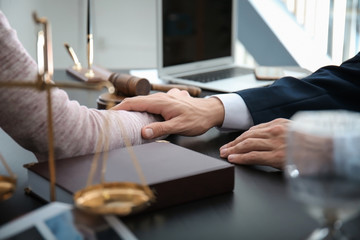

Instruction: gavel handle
[92,65,202,97]
[151,83,202,97]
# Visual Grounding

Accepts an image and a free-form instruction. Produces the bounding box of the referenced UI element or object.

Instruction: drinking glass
[285,110,360,240]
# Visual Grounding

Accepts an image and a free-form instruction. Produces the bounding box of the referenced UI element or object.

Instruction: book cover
[25,141,234,213]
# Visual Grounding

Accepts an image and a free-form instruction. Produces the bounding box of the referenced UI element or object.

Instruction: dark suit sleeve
[237,52,360,125]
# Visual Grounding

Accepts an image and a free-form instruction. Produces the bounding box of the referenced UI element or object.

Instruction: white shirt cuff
[211,93,254,130]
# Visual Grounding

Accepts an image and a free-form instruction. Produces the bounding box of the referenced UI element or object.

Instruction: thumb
[141,121,173,139]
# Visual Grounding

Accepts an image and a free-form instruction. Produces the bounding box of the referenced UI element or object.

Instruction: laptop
[156,0,273,93]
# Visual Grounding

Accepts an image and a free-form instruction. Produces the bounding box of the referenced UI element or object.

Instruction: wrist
[204,97,225,128]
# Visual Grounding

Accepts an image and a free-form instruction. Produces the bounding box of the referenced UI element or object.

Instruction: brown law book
[24,141,234,213]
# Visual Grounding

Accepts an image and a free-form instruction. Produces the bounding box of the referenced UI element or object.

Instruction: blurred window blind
[281,0,360,63]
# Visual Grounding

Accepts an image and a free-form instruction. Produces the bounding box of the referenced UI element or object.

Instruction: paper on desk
[283,70,309,79]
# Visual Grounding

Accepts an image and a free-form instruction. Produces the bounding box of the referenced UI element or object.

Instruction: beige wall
[0,0,157,69]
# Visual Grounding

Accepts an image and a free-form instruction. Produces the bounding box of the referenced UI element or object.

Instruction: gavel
[92,66,202,109]
[108,72,201,97]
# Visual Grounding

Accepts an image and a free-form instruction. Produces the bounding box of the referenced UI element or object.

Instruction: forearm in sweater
[0,10,159,162]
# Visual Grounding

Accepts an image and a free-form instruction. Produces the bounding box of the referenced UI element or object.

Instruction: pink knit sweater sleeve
[0,11,160,162]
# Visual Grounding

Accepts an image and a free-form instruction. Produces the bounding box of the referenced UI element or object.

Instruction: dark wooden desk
[1,70,359,240]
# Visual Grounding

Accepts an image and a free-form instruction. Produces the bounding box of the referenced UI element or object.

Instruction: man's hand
[112,88,225,139]
[219,118,291,169]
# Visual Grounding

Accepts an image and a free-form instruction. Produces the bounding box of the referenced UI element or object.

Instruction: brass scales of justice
[0,11,156,216]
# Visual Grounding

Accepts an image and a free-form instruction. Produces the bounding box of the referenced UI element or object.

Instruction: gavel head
[108,72,151,96]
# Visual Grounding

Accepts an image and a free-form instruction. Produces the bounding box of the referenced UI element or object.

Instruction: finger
[229,120,289,148]
[227,151,284,169]
[220,137,242,151]
[167,88,181,94]
[141,118,183,139]
[220,138,275,158]
[220,133,258,152]
[177,89,191,97]
[220,127,276,151]
[111,95,150,111]
[112,93,167,114]
[167,88,191,98]
[249,118,290,131]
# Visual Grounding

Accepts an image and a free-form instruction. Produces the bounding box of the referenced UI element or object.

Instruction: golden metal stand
[0,154,16,201]
[0,12,155,216]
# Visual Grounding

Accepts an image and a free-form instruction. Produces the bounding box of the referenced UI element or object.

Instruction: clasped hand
[113,89,289,169]
[112,88,225,138]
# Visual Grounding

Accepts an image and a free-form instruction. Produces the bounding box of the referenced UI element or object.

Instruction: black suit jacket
[238,52,360,125]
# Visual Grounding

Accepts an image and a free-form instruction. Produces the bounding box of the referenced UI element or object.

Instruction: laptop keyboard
[179,67,254,83]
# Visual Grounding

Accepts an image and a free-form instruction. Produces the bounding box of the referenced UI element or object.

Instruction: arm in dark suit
[238,53,360,125]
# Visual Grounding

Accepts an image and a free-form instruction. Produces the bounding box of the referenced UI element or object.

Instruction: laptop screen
[162,0,232,67]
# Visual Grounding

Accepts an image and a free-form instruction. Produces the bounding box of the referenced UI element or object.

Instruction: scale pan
[74,182,154,215]
[0,176,17,201]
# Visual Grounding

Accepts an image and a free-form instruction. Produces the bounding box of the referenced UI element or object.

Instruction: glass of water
[285,110,360,240]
